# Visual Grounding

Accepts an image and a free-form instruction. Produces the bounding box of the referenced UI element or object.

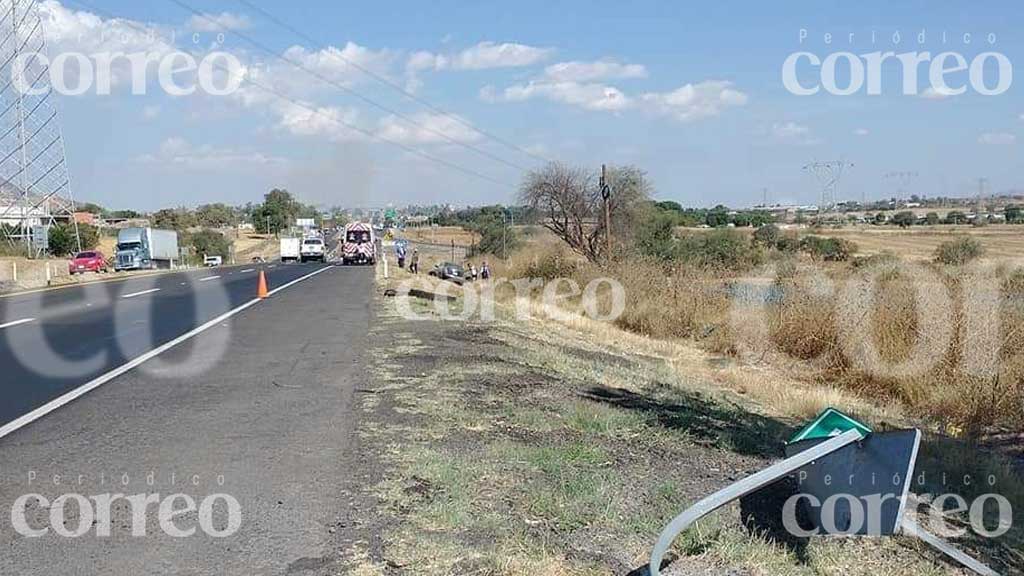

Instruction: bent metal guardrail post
[648,427,1000,576]
[648,429,866,576]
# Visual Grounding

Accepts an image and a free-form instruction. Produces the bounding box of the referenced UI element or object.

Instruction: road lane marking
[199,276,221,282]
[121,288,161,299]
[0,318,34,329]
[0,265,334,442]
[268,265,276,269]
[240,269,254,273]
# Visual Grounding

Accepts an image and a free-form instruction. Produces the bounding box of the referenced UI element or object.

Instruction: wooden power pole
[601,164,612,257]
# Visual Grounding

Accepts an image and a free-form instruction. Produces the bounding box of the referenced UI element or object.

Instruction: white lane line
[0,318,34,329]
[199,276,221,282]
[267,265,276,269]
[267,265,332,296]
[121,288,161,299]
[240,268,254,273]
[0,265,334,442]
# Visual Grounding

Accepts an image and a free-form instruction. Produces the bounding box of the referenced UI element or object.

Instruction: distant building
[74,212,96,225]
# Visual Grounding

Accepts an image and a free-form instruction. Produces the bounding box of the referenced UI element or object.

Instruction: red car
[69,250,109,275]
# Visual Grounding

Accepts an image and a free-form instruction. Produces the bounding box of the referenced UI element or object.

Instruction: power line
[64,0,518,193]
[234,0,551,166]
[166,0,532,174]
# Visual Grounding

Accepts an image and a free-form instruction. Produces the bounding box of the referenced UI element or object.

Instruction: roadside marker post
[649,408,1000,576]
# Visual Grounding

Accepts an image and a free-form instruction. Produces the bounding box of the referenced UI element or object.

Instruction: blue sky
[36,1,1024,210]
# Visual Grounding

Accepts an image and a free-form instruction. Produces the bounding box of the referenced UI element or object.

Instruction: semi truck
[280,237,301,262]
[114,227,179,271]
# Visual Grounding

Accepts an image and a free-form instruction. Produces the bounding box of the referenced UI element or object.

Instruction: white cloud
[137,137,286,168]
[377,113,482,144]
[639,80,748,122]
[273,101,364,142]
[281,43,397,87]
[853,128,870,136]
[37,0,177,91]
[496,81,632,111]
[766,121,820,145]
[452,41,553,70]
[487,77,747,121]
[978,132,1016,145]
[405,41,552,91]
[542,59,647,82]
[920,86,957,100]
[187,11,252,32]
[772,122,809,139]
[234,41,397,109]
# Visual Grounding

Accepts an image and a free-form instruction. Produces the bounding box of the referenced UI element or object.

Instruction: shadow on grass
[581,384,795,457]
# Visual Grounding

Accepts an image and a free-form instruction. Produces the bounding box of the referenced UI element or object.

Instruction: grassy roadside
[339,267,1011,575]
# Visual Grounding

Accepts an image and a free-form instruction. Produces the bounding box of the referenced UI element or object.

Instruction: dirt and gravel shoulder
[337,284,970,576]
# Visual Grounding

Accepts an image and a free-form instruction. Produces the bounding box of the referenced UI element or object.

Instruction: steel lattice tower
[803,159,853,213]
[0,0,78,257]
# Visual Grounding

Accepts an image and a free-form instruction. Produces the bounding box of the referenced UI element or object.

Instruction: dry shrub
[496,236,1024,433]
[764,261,1024,433]
[606,260,730,340]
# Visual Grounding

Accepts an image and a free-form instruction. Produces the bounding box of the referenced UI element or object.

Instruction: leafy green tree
[151,208,196,231]
[892,211,915,228]
[636,211,678,261]
[252,189,300,234]
[752,223,781,247]
[800,236,856,261]
[945,211,967,224]
[77,202,105,215]
[469,206,517,257]
[190,229,231,259]
[925,212,940,225]
[705,206,730,227]
[47,224,75,256]
[731,212,752,227]
[1005,205,1022,224]
[46,223,98,256]
[195,203,237,228]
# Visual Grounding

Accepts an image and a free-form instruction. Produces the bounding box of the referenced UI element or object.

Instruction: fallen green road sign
[789,407,872,444]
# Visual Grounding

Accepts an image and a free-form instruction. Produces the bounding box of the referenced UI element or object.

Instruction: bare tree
[519,162,651,263]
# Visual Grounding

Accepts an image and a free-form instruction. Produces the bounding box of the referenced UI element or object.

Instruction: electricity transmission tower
[0,0,78,257]
[803,159,853,213]
[884,171,919,199]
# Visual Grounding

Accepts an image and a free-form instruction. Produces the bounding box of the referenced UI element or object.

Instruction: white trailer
[280,237,301,262]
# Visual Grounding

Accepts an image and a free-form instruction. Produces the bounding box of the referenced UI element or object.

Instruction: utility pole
[601,164,612,257]
[266,215,270,235]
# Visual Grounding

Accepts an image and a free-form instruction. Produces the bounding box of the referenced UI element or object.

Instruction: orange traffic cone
[257,270,269,299]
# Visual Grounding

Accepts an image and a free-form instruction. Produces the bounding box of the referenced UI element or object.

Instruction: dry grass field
[821,225,1024,262]
[402,225,480,246]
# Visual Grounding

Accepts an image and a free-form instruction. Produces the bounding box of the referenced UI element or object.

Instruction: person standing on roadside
[480,260,491,280]
[410,249,419,274]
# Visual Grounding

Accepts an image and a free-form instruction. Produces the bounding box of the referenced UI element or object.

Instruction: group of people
[395,242,492,281]
[396,245,419,273]
[463,260,491,281]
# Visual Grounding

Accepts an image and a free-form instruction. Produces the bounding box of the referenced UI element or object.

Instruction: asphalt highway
[0,262,331,431]
[0,260,375,574]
